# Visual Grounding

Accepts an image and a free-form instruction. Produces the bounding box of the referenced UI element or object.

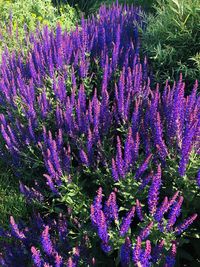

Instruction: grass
[0,161,28,229]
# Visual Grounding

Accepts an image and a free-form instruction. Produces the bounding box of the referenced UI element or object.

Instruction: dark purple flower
[148,164,162,215]
[116,136,125,178]
[120,206,135,237]
[135,154,152,180]
[132,236,142,264]
[79,149,89,166]
[10,216,25,240]
[112,158,119,181]
[166,196,183,231]
[104,192,118,222]
[41,226,53,255]
[31,247,42,267]
[136,199,144,221]
[139,222,153,240]
[175,213,197,235]
[152,240,165,263]
[154,197,169,222]
[165,242,176,267]
[120,237,132,267]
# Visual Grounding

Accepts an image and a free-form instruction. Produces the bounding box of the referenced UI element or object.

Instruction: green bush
[0,162,28,229]
[0,0,78,55]
[142,0,200,88]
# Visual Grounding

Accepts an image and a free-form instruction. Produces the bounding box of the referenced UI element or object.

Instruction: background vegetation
[142,0,200,89]
[0,0,78,55]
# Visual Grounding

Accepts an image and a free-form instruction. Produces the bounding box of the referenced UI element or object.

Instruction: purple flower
[10,216,25,240]
[135,154,152,180]
[124,127,134,170]
[179,122,197,176]
[116,136,125,178]
[97,210,109,244]
[139,222,153,240]
[148,164,162,215]
[165,242,176,267]
[142,240,151,266]
[119,206,135,237]
[31,247,42,267]
[168,191,179,208]
[139,171,153,190]
[43,174,59,195]
[166,196,183,231]
[120,237,132,267]
[41,226,53,255]
[104,192,118,222]
[175,213,197,235]
[67,257,76,267]
[154,197,169,222]
[136,199,144,221]
[132,236,142,264]
[152,240,165,263]
[112,158,119,181]
[79,149,89,166]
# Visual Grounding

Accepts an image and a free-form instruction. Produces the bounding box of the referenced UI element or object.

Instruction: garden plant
[0,1,199,266]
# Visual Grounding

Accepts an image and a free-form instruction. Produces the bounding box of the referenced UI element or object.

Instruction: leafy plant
[0,0,78,55]
[142,0,200,89]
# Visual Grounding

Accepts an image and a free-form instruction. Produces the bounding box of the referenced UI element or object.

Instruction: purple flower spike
[165,242,177,267]
[10,216,25,240]
[120,237,132,267]
[31,247,42,267]
[101,242,112,253]
[148,164,162,215]
[124,127,134,170]
[152,240,165,263]
[91,187,103,225]
[104,192,118,222]
[136,199,144,221]
[119,206,135,237]
[166,196,184,231]
[41,226,53,256]
[168,192,179,208]
[133,236,142,264]
[112,158,119,181]
[143,240,151,264]
[116,136,125,178]
[54,253,62,267]
[139,222,153,240]
[97,210,109,244]
[154,197,169,222]
[67,257,76,267]
[175,213,197,235]
[135,153,152,180]
[79,149,89,166]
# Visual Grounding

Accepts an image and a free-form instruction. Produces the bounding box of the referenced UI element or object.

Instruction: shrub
[142,0,200,89]
[0,2,199,266]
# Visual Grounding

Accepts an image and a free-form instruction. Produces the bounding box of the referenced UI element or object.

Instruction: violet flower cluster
[0,2,199,267]
[0,214,83,267]
[91,187,197,266]
[0,2,198,196]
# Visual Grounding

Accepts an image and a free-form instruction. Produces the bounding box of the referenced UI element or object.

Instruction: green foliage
[142,0,200,88]
[0,161,28,229]
[53,0,156,15]
[0,0,78,55]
